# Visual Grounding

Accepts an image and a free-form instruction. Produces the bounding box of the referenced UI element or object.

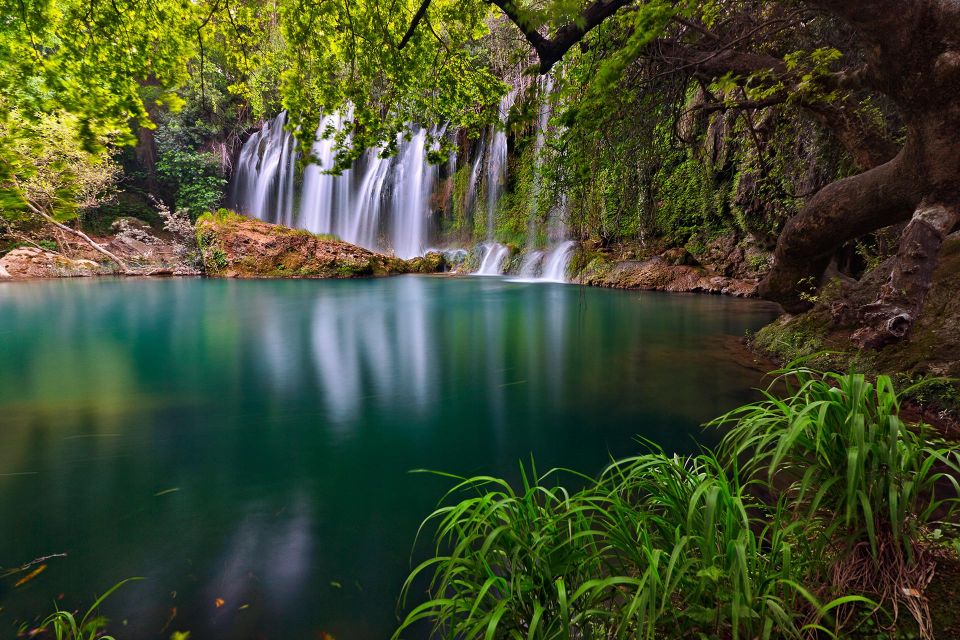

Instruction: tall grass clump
[36,578,139,640]
[714,367,960,637]
[593,453,853,639]
[394,454,862,640]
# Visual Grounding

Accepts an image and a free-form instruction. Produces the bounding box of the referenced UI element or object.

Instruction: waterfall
[299,112,347,235]
[231,112,297,224]
[539,241,576,282]
[340,149,391,250]
[516,251,545,279]
[464,138,486,226]
[390,128,436,259]
[486,89,517,239]
[475,243,510,276]
[527,76,554,248]
[231,113,443,258]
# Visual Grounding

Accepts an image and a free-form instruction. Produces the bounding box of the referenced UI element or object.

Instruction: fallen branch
[24,200,129,272]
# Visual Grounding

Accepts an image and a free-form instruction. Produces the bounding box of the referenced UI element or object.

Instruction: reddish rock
[196,211,442,278]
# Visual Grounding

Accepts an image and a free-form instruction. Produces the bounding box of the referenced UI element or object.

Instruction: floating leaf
[14,564,46,587]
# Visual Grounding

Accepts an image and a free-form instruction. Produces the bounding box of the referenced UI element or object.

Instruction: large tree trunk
[760,0,960,331]
[757,149,922,311]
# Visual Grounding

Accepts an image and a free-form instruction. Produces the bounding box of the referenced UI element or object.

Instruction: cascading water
[231,113,440,258]
[526,76,554,248]
[230,92,574,271]
[299,112,348,235]
[485,89,517,239]
[231,112,298,225]
[475,243,510,276]
[464,138,486,225]
[510,250,545,281]
[390,128,436,259]
[539,241,577,282]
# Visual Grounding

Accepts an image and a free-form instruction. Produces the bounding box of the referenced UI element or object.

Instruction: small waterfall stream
[540,241,577,282]
[485,89,517,239]
[475,244,510,276]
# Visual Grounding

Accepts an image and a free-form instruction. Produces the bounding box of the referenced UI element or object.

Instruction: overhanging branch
[398,0,432,49]
[487,0,635,73]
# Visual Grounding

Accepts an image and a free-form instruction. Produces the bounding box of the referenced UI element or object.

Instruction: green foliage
[449,163,472,238]
[155,117,227,220]
[752,315,829,365]
[494,143,538,246]
[279,0,505,170]
[717,369,960,558]
[0,108,120,223]
[655,148,730,244]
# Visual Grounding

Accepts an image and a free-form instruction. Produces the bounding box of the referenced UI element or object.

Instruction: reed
[394,453,864,639]
[39,579,139,640]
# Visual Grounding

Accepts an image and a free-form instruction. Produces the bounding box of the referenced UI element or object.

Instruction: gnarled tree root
[854,201,960,348]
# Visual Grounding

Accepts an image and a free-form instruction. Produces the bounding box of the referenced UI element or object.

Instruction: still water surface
[0,276,777,638]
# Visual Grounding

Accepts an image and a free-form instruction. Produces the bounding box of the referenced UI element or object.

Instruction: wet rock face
[0,247,104,279]
[577,254,758,298]
[195,212,443,278]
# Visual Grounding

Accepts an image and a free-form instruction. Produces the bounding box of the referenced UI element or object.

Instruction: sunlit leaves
[278,0,505,169]
[0,105,121,221]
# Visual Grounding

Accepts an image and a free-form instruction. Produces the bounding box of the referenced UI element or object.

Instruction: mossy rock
[195,211,427,279]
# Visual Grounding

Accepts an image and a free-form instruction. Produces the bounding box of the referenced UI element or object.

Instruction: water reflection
[0,276,778,639]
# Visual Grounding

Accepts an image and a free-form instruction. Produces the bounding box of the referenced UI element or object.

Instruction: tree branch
[22,200,129,271]
[398,0,431,49]
[487,0,635,73]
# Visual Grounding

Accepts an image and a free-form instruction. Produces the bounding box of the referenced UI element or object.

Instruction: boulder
[0,247,103,279]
